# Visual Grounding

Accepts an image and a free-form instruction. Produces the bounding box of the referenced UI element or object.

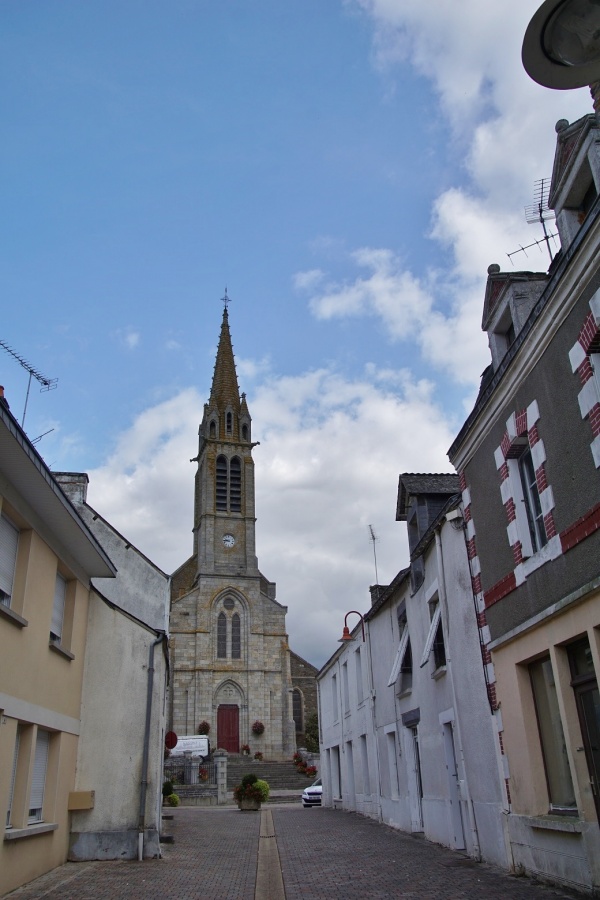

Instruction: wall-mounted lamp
[522,0,600,89]
[338,610,366,643]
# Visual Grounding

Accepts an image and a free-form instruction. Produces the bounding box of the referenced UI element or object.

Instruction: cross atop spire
[222,287,231,312]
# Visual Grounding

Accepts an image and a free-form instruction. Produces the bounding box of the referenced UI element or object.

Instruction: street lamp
[338,610,366,643]
[522,0,600,89]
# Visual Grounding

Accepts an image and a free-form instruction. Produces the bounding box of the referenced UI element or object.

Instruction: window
[217,613,227,658]
[226,411,233,435]
[229,457,241,512]
[518,447,548,553]
[420,601,445,671]
[0,513,19,607]
[50,573,67,642]
[386,731,400,799]
[216,456,228,511]
[215,455,242,513]
[209,420,216,439]
[29,730,49,823]
[332,674,339,721]
[388,610,410,687]
[355,647,364,702]
[6,727,20,827]
[342,662,350,714]
[231,613,241,659]
[241,424,249,441]
[530,657,576,813]
[293,689,303,733]
[400,640,413,693]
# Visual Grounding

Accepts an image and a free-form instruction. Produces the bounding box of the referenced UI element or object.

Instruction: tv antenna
[507,178,558,266]
[0,339,58,428]
[368,524,380,590]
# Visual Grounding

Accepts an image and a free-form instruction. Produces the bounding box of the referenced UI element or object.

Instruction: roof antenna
[507,178,558,266]
[0,339,57,428]
[368,524,380,590]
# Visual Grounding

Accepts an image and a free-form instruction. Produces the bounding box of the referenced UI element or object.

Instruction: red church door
[217,704,240,753]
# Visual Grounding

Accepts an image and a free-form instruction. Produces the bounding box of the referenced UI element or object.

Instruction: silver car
[301,777,322,807]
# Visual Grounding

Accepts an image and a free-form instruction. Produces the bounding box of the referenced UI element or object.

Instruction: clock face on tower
[222,533,235,548]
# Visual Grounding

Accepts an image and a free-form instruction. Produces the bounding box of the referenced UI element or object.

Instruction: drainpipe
[138,633,165,861]
[434,528,481,860]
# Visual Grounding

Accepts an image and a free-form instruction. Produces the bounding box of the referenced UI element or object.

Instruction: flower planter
[238,798,261,811]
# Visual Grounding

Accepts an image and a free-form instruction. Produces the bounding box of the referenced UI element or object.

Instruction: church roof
[208,306,241,412]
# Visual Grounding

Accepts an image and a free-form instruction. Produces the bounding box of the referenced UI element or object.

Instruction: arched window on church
[209,420,216,439]
[216,456,228,511]
[226,411,233,435]
[231,613,241,659]
[230,457,242,512]
[241,423,249,441]
[293,688,304,733]
[217,613,227,658]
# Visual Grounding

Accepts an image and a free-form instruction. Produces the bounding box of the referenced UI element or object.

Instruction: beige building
[169,305,296,759]
[0,392,115,896]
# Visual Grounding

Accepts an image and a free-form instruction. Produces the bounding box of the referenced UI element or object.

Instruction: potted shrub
[251,720,265,736]
[254,779,270,802]
[254,751,263,761]
[166,792,180,807]
[234,773,263,811]
[241,743,251,755]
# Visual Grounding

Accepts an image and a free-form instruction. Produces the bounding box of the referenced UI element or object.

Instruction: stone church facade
[169,305,298,760]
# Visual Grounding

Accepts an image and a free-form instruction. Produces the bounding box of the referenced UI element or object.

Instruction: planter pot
[238,798,261,811]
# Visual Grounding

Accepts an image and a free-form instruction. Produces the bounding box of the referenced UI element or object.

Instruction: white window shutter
[388,627,410,686]
[29,730,49,822]
[51,573,67,639]
[420,603,441,668]
[0,514,19,606]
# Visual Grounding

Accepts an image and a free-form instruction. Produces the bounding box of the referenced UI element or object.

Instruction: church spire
[209,295,241,415]
[200,293,252,445]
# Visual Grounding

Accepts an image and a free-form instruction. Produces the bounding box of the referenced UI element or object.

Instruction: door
[443,722,466,850]
[569,638,600,821]
[408,726,424,832]
[217,704,239,753]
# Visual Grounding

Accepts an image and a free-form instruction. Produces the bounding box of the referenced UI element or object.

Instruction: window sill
[431,665,447,681]
[49,640,75,661]
[528,815,582,834]
[5,822,58,841]
[0,603,28,628]
[396,687,413,699]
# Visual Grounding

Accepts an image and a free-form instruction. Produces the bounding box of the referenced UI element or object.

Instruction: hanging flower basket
[197,721,211,735]
[251,720,265,735]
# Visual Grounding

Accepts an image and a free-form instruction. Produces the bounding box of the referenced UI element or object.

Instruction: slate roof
[396,473,461,521]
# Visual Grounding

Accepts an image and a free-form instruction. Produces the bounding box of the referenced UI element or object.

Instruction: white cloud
[85,368,455,668]
[293,269,325,291]
[115,327,141,350]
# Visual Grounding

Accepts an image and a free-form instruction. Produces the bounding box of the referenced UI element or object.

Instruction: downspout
[138,632,165,861]
[434,528,481,860]
[364,619,383,822]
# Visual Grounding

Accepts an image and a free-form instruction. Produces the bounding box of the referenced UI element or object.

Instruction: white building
[318,474,509,868]
[56,473,170,861]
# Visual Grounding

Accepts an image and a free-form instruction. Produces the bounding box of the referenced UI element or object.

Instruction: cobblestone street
[5,806,584,900]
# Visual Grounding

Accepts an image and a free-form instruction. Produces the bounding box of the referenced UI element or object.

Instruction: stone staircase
[226,756,315,792]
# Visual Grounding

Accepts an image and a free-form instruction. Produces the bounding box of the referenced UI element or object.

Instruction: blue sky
[0,1,593,666]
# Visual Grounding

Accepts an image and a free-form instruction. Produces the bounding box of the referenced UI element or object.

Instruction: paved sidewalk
[4,806,585,900]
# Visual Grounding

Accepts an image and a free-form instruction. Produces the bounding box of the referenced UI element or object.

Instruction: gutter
[138,632,167,861]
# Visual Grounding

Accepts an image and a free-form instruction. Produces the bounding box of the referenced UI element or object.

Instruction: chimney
[54,472,89,505]
[0,386,10,409]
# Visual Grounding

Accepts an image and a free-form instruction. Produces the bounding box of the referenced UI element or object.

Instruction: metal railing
[164,757,217,787]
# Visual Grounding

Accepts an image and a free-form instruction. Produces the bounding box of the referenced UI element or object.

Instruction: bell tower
[193,295,258,577]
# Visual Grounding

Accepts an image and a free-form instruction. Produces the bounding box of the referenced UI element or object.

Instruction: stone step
[226,758,316,790]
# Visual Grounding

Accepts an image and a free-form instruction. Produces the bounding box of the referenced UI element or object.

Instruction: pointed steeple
[209,305,241,415]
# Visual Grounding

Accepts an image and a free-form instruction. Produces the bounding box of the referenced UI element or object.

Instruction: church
[169,301,314,760]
